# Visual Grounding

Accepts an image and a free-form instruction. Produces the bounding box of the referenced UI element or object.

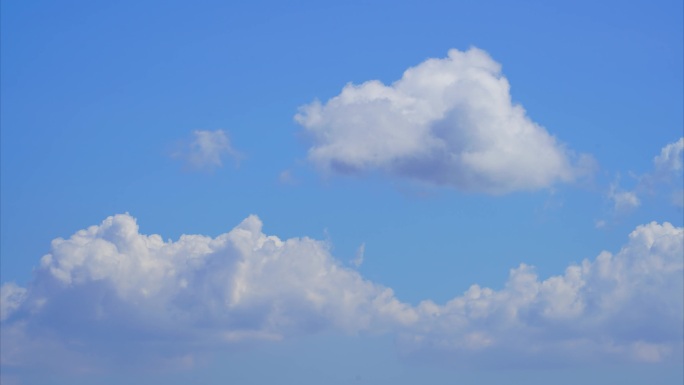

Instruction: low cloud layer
[404,220,683,365]
[1,214,682,373]
[295,48,592,194]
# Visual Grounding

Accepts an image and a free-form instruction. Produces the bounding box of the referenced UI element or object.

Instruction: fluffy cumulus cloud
[404,221,683,365]
[1,215,682,373]
[0,214,415,373]
[175,130,240,170]
[654,137,684,175]
[295,48,592,194]
[653,137,684,207]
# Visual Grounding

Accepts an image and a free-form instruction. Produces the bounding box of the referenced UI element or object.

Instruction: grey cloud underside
[295,48,593,193]
[1,214,682,370]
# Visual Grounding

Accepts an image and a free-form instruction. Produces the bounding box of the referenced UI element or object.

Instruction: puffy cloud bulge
[1,214,682,369]
[295,48,592,193]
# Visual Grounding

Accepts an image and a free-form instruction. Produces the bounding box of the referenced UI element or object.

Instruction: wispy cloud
[608,179,641,213]
[604,137,683,217]
[2,214,681,373]
[351,242,365,268]
[173,130,241,170]
[0,283,25,322]
[295,48,594,194]
[278,169,296,185]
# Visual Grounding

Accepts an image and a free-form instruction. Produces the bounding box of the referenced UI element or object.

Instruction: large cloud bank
[295,48,591,193]
[405,221,683,364]
[1,215,682,372]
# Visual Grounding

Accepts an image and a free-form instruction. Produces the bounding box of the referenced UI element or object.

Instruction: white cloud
[1,214,414,371]
[613,191,640,211]
[1,215,682,372]
[175,130,240,170]
[351,242,365,268]
[0,283,26,321]
[604,138,683,218]
[608,181,641,213]
[295,48,592,194]
[403,221,683,365]
[654,137,684,175]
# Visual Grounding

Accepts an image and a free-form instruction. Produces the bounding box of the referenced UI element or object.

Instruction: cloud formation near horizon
[1,214,681,373]
[295,48,592,194]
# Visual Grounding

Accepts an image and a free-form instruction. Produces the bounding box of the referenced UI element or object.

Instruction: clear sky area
[1,1,683,384]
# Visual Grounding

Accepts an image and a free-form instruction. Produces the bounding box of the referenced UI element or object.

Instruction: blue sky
[1,1,682,384]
